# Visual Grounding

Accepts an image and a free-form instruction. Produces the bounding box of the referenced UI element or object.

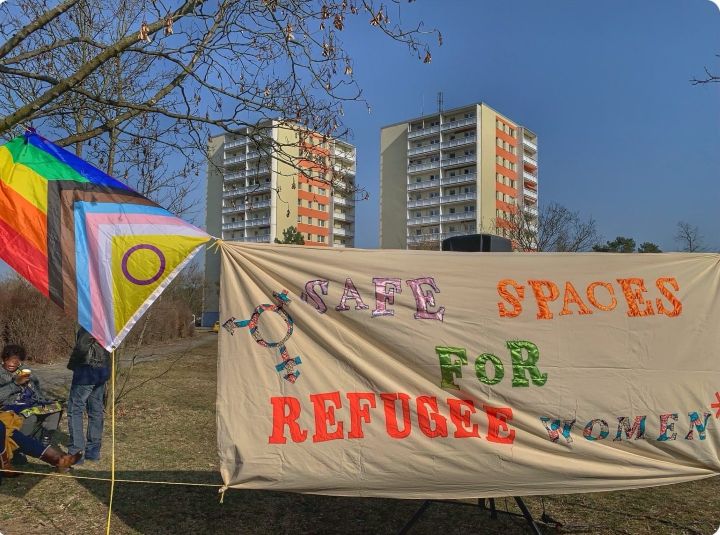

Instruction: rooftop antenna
[437,91,444,114]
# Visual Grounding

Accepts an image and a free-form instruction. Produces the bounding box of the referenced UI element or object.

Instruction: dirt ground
[0,334,718,534]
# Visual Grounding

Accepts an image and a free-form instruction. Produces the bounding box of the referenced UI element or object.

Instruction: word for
[497,277,682,320]
[436,340,548,389]
[302,277,445,320]
[540,412,713,443]
[268,391,515,445]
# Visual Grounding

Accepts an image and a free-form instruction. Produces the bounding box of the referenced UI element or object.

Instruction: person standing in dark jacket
[66,327,111,462]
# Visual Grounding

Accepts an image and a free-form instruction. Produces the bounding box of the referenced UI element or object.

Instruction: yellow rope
[0,467,223,487]
[105,348,116,535]
[207,237,224,252]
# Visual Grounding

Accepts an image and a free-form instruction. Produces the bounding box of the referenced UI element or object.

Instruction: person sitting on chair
[0,344,63,447]
[0,410,80,478]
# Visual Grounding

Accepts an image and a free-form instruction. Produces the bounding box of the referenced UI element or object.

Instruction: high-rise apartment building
[379,102,538,250]
[202,119,356,325]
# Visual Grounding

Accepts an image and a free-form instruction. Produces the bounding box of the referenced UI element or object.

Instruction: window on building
[449,207,456,214]
[318,203,326,210]
[449,226,456,232]
[318,235,325,243]
[319,220,326,227]
[307,233,312,240]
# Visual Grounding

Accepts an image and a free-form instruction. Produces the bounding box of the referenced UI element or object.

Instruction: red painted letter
[347,392,376,439]
[310,392,344,443]
[269,396,308,444]
[484,405,516,444]
[380,393,412,439]
[448,399,480,438]
[417,396,448,438]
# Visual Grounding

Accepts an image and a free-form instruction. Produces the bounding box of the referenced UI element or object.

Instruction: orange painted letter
[617,278,655,317]
[497,279,524,318]
[528,280,560,319]
[655,277,682,317]
[560,281,592,316]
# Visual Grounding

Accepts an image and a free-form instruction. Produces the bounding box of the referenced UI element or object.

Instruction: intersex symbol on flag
[0,131,211,349]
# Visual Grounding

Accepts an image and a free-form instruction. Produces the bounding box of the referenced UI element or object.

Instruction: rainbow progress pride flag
[0,131,210,350]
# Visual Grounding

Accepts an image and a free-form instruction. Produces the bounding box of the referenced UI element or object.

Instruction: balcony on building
[523,188,538,201]
[522,154,538,168]
[408,125,440,139]
[408,142,441,157]
[333,226,354,237]
[407,233,441,244]
[222,220,246,231]
[223,137,249,151]
[440,134,476,150]
[441,173,476,186]
[332,162,356,177]
[523,204,539,216]
[333,210,355,223]
[407,177,440,191]
[440,191,477,204]
[245,216,271,228]
[245,199,271,210]
[523,170,538,185]
[523,129,538,153]
[333,144,356,162]
[407,197,440,209]
[222,205,245,214]
[441,116,476,132]
[222,186,250,199]
[523,137,538,154]
[406,214,441,226]
[333,195,355,207]
[244,234,271,243]
[408,160,441,173]
[441,212,476,223]
[441,154,476,168]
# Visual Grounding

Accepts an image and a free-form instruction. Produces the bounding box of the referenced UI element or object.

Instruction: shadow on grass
[1,468,542,534]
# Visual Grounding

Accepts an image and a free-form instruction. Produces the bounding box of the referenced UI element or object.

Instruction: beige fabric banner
[217,242,720,498]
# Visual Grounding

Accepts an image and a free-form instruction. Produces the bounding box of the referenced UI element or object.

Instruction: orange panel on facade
[298,206,329,220]
[298,190,330,204]
[298,174,331,189]
[297,223,330,236]
[495,182,517,197]
[495,163,518,180]
[496,147,517,162]
[496,129,517,146]
[496,200,517,213]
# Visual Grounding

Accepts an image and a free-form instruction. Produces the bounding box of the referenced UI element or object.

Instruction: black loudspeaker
[441,233,512,252]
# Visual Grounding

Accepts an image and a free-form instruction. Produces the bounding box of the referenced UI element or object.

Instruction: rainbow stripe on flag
[0,131,211,350]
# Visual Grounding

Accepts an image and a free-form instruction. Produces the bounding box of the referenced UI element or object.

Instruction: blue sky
[340,0,720,250]
[1,0,718,277]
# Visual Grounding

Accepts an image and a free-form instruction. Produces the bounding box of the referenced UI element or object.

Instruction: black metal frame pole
[398,496,543,535]
[514,497,542,535]
[397,500,432,535]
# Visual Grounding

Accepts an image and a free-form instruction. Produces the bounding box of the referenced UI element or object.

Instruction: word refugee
[268,392,715,447]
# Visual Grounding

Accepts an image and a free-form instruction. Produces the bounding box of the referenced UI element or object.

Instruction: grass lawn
[0,336,718,534]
